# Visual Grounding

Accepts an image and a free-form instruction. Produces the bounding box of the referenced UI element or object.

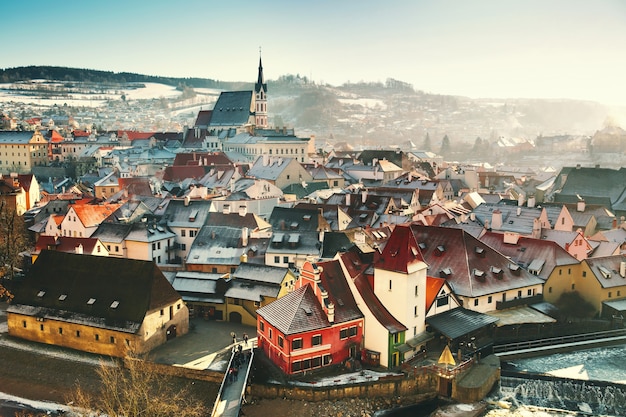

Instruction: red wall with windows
[257,317,363,375]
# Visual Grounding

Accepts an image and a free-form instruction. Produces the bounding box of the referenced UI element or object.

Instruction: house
[7,250,188,357]
[0,130,48,173]
[168,262,295,325]
[256,260,364,375]
[210,178,283,220]
[246,156,313,190]
[60,202,121,238]
[94,171,120,199]
[161,198,212,263]
[479,231,580,308]
[579,256,626,318]
[33,236,109,261]
[265,206,326,268]
[403,225,545,314]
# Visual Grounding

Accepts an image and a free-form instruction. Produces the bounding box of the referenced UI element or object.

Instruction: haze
[3,0,626,105]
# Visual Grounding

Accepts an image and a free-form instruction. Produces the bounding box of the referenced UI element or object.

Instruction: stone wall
[249,372,438,402]
[452,355,500,403]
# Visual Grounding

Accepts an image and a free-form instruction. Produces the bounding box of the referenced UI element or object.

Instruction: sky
[3,0,626,105]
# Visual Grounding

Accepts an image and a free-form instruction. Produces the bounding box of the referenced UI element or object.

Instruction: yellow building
[575,256,626,316]
[0,130,48,174]
[7,250,188,357]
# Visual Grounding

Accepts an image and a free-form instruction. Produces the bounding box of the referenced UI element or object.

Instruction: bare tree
[67,352,208,417]
[0,197,30,295]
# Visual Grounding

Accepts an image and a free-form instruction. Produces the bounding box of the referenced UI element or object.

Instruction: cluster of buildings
[2,58,626,377]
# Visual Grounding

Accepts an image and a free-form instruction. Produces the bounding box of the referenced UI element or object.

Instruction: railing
[418,357,474,378]
[494,328,626,354]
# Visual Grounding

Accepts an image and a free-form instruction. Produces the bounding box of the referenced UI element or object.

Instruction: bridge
[210,342,255,417]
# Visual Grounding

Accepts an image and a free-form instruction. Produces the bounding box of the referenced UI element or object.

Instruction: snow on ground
[289,369,402,387]
[338,98,387,109]
[0,392,71,414]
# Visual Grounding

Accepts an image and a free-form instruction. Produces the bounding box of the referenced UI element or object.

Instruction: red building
[256,260,364,375]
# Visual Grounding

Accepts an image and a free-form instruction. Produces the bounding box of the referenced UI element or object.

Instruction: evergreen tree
[440,134,451,156]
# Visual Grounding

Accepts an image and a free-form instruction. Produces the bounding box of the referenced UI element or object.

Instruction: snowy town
[1,56,626,417]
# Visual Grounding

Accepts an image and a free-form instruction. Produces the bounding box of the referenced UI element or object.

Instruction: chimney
[527,195,536,208]
[577,199,586,212]
[532,217,542,239]
[184,196,190,206]
[239,205,247,217]
[326,301,335,323]
[345,192,351,206]
[517,207,522,216]
[75,244,83,254]
[620,261,626,278]
[491,209,503,230]
[361,190,368,204]
[223,204,230,214]
[241,227,249,247]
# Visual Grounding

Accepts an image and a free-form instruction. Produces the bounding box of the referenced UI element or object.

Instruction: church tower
[255,52,268,128]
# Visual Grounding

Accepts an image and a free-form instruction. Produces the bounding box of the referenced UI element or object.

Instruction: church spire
[255,48,266,94]
[254,48,268,128]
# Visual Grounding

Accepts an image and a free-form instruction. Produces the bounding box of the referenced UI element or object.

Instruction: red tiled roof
[194,110,213,127]
[117,130,154,141]
[35,236,99,254]
[317,259,363,323]
[118,177,153,196]
[72,130,90,137]
[71,203,121,228]
[377,224,426,273]
[49,130,64,143]
[339,250,406,333]
[16,174,33,191]
[425,276,446,312]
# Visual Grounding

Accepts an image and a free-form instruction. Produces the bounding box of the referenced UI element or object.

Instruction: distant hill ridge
[0,65,245,90]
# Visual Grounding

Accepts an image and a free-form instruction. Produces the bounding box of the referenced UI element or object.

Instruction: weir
[498,370,626,416]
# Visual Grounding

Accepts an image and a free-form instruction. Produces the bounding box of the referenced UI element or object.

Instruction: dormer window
[110,300,120,309]
[475,247,485,257]
[37,290,46,298]
[87,298,96,305]
[58,294,67,301]
[435,245,445,256]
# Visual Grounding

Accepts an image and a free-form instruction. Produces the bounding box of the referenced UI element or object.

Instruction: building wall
[257,316,363,375]
[7,300,188,357]
[0,131,48,173]
[126,238,173,264]
[374,263,428,337]
[543,264,582,306]
[460,283,543,313]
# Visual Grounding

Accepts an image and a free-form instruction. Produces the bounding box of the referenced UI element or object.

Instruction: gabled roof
[585,255,626,289]
[269,206,321,232]
[232,262,291,286]
[317,259,363,324]
[257,285,330,335]
[209,91,254,127]
[247,156,302,181]
[163,199,212,227]
[426,308,499,340]
[118,178,153,197]
[194,110,213,127]
[425,276,447,312]
[70,203,122,228]
[117,130,154,141]
[406,225,544,298]
[377,224,426,274]
[9,251,180,333]
[554,166,626,207]
[479,231,579,281]
[35,236,101,254]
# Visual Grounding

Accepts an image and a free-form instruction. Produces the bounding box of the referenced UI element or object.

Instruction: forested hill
[0,65,245,90]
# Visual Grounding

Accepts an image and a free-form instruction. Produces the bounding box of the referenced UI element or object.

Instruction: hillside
[0,66,619,160]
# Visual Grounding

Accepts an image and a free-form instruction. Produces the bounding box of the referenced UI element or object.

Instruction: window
[349,326,357,337]
[189,230,196,238]
[559,269,562,275]
[549,286,553,293]
[292,338,303,350]
[583,271,586,277]
[571,284,576,290]
[59,327,63,334]
[340,328,348,339]
[22,320,27,328]
[568,268,571,275]
[110,336,115,343]
[260,321,265,332]
[414,305,418,317]
[312,356,322,368]
[474,299,479,306]
[488,296,492,304]
[76,330,81,337]
[323,354,332,365]
[609,291,612,298]
[389,280,392,291]
[312,335,322,346]
[160,309,164,316]
[269,328,273,339]
[115,245,119,252]
[181,244,186,251]
[436,296,449,307]
[413,326,417,336]
[181,230,186,237]
[152,243,156,251]
[274,256,280,263]
[95,334,100,341]
[40,324,44,331]
[415,285,418,296]
[518,290,522,298]
[283,256,289,264]
[292,361,302,372]
[278,336,284,348]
